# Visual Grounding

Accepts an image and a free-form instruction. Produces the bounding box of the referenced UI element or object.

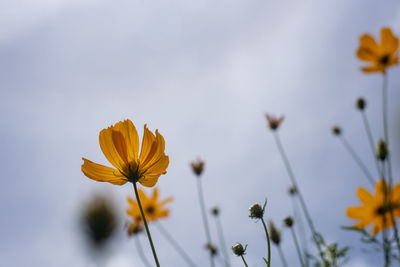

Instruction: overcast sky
[1,0,400,266]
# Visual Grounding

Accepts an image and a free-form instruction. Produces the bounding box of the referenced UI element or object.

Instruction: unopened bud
[269,221,281,245]
[332,126,341,136]
[377,139,388,161]
[249,203,264,219]
[232,243,247,256]
[211,207,219,216]
[191,159,205,176]
[288,186,297,196]
[283,216,294,227]
[206,243,218,256]
[356,98,366,110]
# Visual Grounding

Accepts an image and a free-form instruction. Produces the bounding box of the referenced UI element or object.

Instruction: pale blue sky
[1,0,400,266]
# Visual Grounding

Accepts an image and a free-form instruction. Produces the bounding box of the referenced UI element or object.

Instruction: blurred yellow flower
[82,119,169,187]
[127,188,173,222]
[127,218,144,236]
[357,27,399,73]
[346,180,400,234]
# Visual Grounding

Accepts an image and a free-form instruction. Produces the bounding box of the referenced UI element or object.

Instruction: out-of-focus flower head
[82,119,169,187]
[332,126,342,136]
[283,216,294,228]
[269,221,281,245]
[346,180,400,234]
[265,114,284,130]
[81,195,118,248]
[126,188,173,223]
[249,201,266,220]
[191,158,205,176]
[211,207,220,216]
[377,139,388,161]
[288,186,297,196]
[127,217,144,237]
[206,243,218,256]
[356,27,399,73]
[356,97,366,111]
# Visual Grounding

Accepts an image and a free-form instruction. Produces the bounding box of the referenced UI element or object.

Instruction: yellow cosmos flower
[81,119,169,187]
[346,180,400,234]
[126,188,173,222]
[357,27,399,73]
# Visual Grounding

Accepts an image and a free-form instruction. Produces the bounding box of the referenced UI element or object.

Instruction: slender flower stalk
[261,218,271,267]
[272,132,324,261]
[155,222,199,267]
[196,178,215,267]
[290,226,306,267]
[240,255,249,267]
[277,246,289,267]
[289,197,309,267]
[134,236,152,267]
[335,133,375,187]
[357,99,381,177]
[212,208,231,267]
[133,182,161,267]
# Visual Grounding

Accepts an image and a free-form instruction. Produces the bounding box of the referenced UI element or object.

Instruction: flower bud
[232,243,247,256]
[283,216,294,227]
[191,159,205,176]
[206,243,218,256]
[288,186,297,196]
[249,203,264,219]
[269,221,281,245]
[332,126,341,136]
[211,207,219,216]
[377,139,388,161]
[356,98,366,110]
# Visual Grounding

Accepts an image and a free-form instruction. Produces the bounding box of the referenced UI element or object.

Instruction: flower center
[379,54,390,65]
[375,202,398,215]
[146,205,155,214]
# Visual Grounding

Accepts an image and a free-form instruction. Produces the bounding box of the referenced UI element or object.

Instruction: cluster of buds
[191,158,205,176]
[232,243,247,256]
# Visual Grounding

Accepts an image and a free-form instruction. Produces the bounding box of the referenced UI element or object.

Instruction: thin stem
[155,222,199,267]
[134,236,152,267]
[196,177,215,267]
[240,255,249,267]
[360,110,381,177]
[338,136,375,187]
[382,73,400,254]
[290,197,309,267]
[273,132,324,261]
[133,182,160,267]
[214,216,231,267]
[261,218,271,267]
[277,245,289,267]
[290,227,306,267]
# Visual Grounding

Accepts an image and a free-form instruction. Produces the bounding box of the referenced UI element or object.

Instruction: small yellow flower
[346,180,400,234]
[81,119,169,187]
[356,27,399,73]
[126,188,173,222]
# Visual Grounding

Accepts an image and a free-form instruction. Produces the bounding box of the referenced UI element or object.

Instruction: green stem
[214,215,231,267]
[133,236,152,267]
[360,110,381,177]
[155,222,199,267]
[290,197,309,267]
[277,245,289,267]
[338,136,375,187]
[261,218,271,267]
[240,255,249,267]
[273,132,325,262]
[133,182,160,267]
[290,227,306,267]
[196,178,215,267]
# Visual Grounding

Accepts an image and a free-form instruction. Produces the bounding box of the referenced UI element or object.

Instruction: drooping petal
[81,158,128,185]
[99,126,128,173]
[113,120,140,164]
[380,28,399,54]
[361,65,384,73]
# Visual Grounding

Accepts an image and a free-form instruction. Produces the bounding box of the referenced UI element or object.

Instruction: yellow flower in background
[346,180,400,234]
[356,27,399,73]
[127,188,173,222]
[82,119,169,187]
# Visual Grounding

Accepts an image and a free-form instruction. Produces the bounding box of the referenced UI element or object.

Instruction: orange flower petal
[357,47,378,62]
[113,120,140,164]
[380,28,399,54]
[360,34,378,52]
[81,158,128,185]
